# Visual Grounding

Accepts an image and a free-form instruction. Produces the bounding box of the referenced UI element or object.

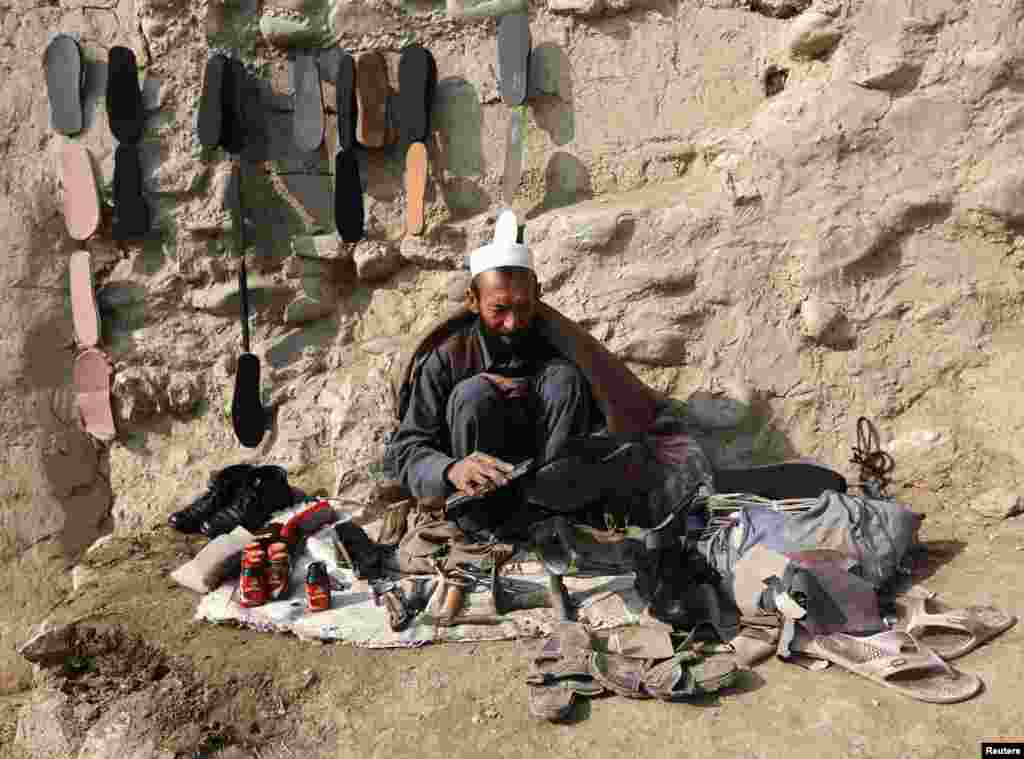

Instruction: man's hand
[446,452,516,495]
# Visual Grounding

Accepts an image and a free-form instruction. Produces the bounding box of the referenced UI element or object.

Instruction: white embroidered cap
[469,209,533,277]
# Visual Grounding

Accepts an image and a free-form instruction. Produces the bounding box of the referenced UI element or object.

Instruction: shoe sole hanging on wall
[44,33,86,137]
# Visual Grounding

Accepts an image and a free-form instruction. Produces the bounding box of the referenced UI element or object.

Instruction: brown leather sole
[356,51,390,148]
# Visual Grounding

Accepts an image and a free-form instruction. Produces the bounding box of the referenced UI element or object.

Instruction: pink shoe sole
[73,348,116,442]
[61,141,101,242]
[69,250,100,348]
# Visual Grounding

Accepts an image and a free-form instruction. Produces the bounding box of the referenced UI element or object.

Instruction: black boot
[201,465,293,538]
[522,438,651,513]
[632,508,697,626]
[168,464,254,533]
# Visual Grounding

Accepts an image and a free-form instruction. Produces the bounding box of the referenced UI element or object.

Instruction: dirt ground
[2,495,1022,759]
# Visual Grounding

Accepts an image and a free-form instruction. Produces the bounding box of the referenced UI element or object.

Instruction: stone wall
[3,0,1024,563]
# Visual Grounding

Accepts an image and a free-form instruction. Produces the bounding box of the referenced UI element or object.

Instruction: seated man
[385,211,611,535]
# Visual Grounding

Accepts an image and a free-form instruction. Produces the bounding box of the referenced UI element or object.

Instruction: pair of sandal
[525,623,739,721]
[785,593,1016,704]
[50,38,148,239]
[290,49,402,153]
[106,45,151,240]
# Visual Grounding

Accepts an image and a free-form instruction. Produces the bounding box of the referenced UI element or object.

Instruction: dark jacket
[384,317,561,498]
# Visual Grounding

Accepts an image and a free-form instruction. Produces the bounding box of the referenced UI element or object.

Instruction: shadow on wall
[81,59,108,135]
[20,315,113,560]
[430,76,490,219]
[527,151,593,220]
[529,43,574,147]
[660,393,803,472]
[265,314,344,371]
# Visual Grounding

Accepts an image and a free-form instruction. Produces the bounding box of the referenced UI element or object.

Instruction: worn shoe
[168,463,255,533]
[334,521,383,580]
[201,465,293,539]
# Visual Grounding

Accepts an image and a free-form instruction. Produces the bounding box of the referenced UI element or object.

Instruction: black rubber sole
[497,13,531,106]
[220,58,248,155]
[111,143,150,240]
[334,148,364,243]
[335,52,357,152]
[712,462,848,500]
[44,34,85,136]
[397,44,436,145]
[107,45,145,144]
[292,53,324,153]
[232,352,266,448]
[197,53,226,149]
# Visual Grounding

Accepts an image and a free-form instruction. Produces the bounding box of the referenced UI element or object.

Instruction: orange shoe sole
[405,141,428,236]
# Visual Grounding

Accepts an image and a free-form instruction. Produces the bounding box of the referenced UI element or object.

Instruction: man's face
[468,269,538,346]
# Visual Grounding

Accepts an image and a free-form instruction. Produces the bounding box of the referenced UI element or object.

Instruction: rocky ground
[2,491,1023,759]
[3,0,1024,754]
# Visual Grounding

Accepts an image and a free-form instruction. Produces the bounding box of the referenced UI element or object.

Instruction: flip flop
[197,53,227,149]
[355,51,390,148]
[73,348,116,442]
[60,142,101,242]
[497,13,531,106]
[789,628,982,704]
[44,34,85,136]
[335,52,357,153]
[69,250,100,349]
[713,461,848,500]
[501,106,525,204]
[292,53,324,153]
[588,648,738,701]
[404,141,428,236]
[106,46,145,144]
[334,148,364,243]
[397,44,436,145]
[888,594,1017,661]
[111,143,150,240]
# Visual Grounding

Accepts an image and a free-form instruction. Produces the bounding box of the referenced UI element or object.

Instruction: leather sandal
[525,622,603,721]
[589,639,738,701]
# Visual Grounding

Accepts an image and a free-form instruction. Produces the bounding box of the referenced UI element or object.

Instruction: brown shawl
[391,302,661,436]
